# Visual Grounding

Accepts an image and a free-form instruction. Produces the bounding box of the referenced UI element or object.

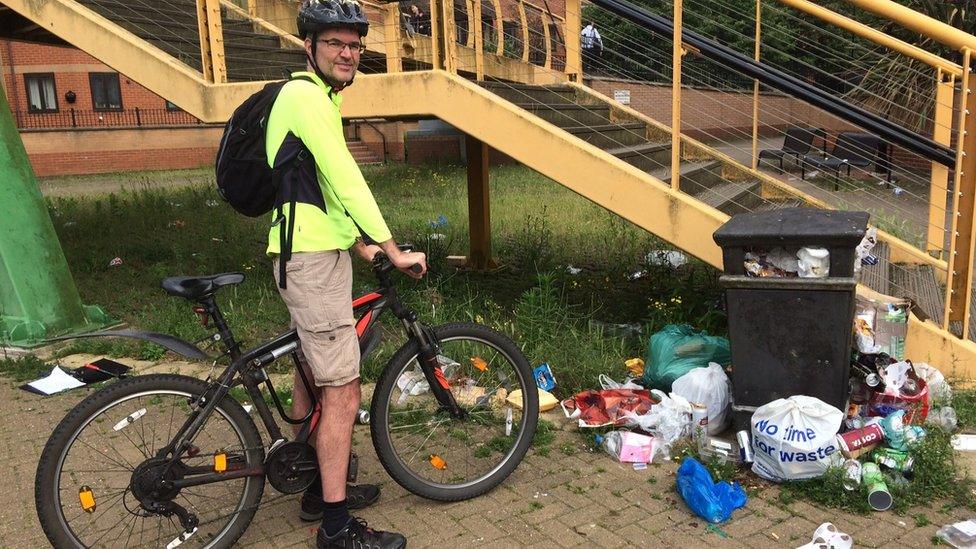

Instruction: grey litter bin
[712,208,869,431]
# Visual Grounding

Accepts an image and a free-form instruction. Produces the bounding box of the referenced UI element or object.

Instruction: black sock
[320,499,350,537]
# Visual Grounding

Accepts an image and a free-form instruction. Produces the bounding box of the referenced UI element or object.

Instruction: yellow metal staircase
[5,0,976,377]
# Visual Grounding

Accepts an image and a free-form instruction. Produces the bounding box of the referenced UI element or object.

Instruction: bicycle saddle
[161,272,245,301]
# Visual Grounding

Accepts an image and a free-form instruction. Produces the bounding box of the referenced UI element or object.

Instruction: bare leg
[317,378,361,501]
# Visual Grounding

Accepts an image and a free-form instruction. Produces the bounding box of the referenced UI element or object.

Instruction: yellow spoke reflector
[214,453,227,472]
[79,486,96,513]
[429,454,447,470]
[470,357,488,372]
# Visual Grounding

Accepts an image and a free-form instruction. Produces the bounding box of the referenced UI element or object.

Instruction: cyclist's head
[298,0,369,90]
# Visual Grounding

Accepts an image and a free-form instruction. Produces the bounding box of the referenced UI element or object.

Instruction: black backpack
[215,75,313,288]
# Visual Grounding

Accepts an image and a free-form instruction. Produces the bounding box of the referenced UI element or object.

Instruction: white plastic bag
[621,390,692,459]
[599,374,643,390]
[914,362,952,403]
[750,395,844,482]
[671,363,731,435]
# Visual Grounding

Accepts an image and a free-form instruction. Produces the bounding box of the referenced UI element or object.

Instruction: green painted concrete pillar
[0,82,107,346]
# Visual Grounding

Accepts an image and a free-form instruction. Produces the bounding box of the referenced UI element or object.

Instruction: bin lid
[712,208,869,248]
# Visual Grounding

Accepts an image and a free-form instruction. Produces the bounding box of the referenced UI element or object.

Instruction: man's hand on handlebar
[391,250,427,279]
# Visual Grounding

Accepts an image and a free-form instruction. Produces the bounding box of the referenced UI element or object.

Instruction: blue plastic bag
[676,457,747,523]
[643,324,731,391]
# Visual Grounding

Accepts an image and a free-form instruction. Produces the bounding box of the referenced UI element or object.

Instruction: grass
[13,162,722,396]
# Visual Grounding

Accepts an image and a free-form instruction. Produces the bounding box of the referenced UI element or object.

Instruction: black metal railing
[14,108,203,130]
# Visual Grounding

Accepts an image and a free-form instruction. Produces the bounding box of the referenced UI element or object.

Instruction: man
[580,21,604,71]
[266,1,425,547]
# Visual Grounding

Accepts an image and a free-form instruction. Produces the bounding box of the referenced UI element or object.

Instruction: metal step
[480,82,579,105]
[890,264,944,323]
[859,241,889,296]
[515,103,613,128]
[606,142,671,173]
[563,123,647,149]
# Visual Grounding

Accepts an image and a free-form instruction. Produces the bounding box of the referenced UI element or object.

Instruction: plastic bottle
[595,431,624,460]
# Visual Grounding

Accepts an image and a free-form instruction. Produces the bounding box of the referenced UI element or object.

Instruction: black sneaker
[317,517,406,549]
[300,484,381,522]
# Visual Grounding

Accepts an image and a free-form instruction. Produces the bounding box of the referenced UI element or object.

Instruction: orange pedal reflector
[214,453,227,472]
[470,357,488,372]
[79,486,96,513]
[429,454,447,470]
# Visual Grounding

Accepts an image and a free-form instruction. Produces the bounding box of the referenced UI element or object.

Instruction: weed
[0,355,51,383]
[915,514,931,528]
[611,490,623,498]
[559,442,577,456]
[567,485,586,495]
[529,501,543,510]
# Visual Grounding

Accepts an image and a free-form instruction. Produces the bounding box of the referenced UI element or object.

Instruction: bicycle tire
[35,374,265,549]
[371,322,538,501]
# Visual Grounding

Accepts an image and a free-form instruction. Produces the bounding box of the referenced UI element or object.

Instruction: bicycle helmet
[297,0,369,38]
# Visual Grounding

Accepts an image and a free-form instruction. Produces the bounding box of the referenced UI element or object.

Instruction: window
[89,73,123,111]
[165,101,181,111]
[25,73,58,113]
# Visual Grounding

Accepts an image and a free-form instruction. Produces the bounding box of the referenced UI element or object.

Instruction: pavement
[5,354,975,548]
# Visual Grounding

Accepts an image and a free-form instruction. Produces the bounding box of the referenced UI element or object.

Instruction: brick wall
[20,127,223,176]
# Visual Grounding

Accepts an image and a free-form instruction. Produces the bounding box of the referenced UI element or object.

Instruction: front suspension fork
[408,322,465,418]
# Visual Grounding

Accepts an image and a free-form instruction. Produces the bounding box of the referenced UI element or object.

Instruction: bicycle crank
[265,441,318,494]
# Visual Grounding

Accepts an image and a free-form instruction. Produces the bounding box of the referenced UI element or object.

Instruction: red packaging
[836,423,885,458]
[867,379,930,424]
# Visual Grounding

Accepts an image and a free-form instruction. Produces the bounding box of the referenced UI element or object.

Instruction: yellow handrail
[845,0,976,53]
[775,0,961,77]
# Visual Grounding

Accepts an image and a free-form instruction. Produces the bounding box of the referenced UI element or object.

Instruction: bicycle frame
[155,257,463,491]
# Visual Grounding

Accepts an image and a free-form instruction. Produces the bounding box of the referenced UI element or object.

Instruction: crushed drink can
[837,423,885,459]
[861,462,893,511]
[691,403,708,440]
[736,430,754,464]
[872,448,914,472]
[864,373,882,388]
[842,459,862,491]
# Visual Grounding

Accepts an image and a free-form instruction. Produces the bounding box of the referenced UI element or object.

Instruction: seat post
[200,296,241,360]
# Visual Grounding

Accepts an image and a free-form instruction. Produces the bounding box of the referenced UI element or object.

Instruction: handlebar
[371,246,424,276]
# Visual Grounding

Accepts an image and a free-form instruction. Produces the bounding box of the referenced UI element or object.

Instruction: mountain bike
[35,250,539,548]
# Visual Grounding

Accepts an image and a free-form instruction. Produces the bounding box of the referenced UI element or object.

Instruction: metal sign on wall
[613,89,631,104]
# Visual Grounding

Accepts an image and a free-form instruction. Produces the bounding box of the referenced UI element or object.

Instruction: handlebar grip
[409,263,424,274]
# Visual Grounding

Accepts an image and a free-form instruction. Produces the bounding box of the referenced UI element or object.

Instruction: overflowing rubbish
[671,362,732,435]
[428,214,448,228]
[598,374,642,390]
[927,407,958,430]
[861,462,892,511]
[952,434,976,452]
[624,358,645,377]
[533,363,557,391]
[796,523,853,549]
[621,390,692,458]
[22,359,131,396]
[643,324,731,391]
[853,288,909,357]
[560,388,657,428]
[565,265,582,275]
[736,430,754,464]
[675,457,747,523]
[595,431,655,463]
[750,396,844,482]
[646,250,688,268]
[796,247,830,278]
[853,227,878,275]
[507,388,558,412]
[936,519,976,548]
[108,257,123,267]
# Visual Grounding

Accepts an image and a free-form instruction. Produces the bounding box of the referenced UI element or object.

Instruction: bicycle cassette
[265,441,318,494]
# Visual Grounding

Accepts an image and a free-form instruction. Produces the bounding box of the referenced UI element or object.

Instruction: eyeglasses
[317,38,366,54]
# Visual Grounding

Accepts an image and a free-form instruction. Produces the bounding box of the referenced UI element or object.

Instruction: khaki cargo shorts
[273,250,360,387]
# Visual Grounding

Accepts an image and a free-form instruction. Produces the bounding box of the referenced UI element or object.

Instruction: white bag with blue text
[750,395,844,482]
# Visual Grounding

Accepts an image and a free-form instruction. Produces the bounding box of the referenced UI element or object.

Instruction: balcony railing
[14,108,204,130]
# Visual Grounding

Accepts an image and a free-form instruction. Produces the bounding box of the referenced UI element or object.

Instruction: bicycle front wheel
[35,374,265,549]
[371,322,538,501]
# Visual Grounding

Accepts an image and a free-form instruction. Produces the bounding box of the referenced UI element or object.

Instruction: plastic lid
[713,208,869,248]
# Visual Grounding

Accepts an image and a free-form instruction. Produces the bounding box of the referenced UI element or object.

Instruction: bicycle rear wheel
[371,322,538,501]
[35,374,264,549]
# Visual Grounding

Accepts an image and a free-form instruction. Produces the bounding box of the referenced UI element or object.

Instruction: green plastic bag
[643,324,731,391]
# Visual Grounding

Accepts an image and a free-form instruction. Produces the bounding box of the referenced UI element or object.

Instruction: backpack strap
[275,73,318,290]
